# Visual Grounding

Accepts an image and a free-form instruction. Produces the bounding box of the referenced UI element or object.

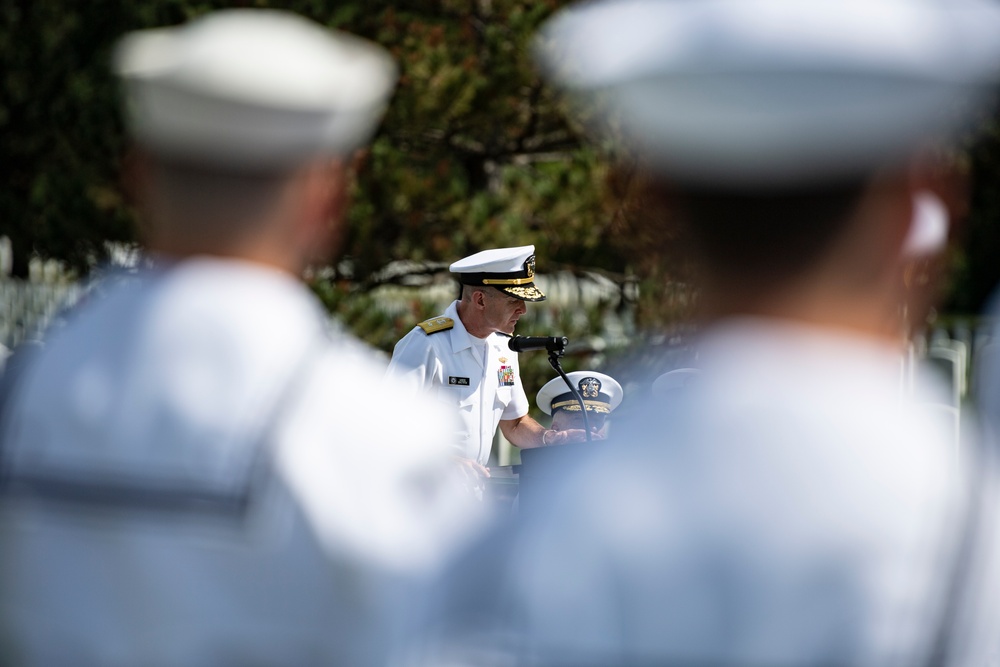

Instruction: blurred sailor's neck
[696,174,916,349]
[140,156,351,279]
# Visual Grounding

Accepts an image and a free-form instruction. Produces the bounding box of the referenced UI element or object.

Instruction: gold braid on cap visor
[551,399,612,414]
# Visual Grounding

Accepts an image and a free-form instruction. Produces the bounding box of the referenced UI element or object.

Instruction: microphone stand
[546,346,592,443]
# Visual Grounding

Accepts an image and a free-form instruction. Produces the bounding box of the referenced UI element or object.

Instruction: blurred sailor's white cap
[114,9,398,167]
[535,0,1000,185]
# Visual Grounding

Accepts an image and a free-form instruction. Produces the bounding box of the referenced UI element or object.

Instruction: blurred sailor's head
[114,10,397,272]
[537,371,624,433]
[535,0,1000,335]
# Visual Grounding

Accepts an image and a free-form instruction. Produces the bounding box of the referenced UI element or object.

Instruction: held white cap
[536,371,624,416]
[114,9,398,167]
[535,0,1000,185]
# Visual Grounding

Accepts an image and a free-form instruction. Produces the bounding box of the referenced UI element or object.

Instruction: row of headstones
[0,237,74,284]
[909,323,999,409]
[0,264,988,405]
[906,323,999,455]
[0,237,10,278]
[0,280,83,350]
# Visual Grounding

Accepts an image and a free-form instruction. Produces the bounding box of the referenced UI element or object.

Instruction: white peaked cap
[450,245,545,301]
[535,0,1000,185]
[450,246,537,274]
[114,9,398,167]
[536,371,624,416]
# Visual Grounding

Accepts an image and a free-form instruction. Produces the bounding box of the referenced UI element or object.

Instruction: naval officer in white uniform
[0,10,476,667]
[387,246,587,482]
[409,1,1000,666]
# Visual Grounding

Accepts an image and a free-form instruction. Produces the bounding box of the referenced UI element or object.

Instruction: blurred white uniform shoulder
[0,8,483,667]
[427,319,1000,666]
[0,260,472,666]
[411,0,1000,661]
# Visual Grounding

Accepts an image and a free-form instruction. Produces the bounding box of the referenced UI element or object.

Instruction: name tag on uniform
[449,376,470,386]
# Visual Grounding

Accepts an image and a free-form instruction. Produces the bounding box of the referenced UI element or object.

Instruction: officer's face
[551,409,607,434]
[484,289,527,334]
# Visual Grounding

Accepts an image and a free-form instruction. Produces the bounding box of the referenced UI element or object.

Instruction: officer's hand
[454,457,490,479]
[543,428,604,446]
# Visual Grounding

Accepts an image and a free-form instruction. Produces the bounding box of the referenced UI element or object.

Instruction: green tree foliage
[2,0,1000,335]
[1,0,627,278]
[335,0,626,284]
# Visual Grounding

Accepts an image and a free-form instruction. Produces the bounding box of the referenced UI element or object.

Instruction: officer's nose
[515,301,526,315]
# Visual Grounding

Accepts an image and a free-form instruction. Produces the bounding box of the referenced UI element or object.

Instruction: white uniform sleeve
[385,329,440,393]
[277,348,481,574]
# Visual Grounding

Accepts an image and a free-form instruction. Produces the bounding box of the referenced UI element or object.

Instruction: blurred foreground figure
[411,1,1000,665]
[0,10,475,667]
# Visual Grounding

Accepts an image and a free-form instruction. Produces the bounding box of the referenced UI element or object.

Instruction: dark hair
[663,177,870,286]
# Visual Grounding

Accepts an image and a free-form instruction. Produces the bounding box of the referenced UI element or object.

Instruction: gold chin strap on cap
[551,399,611,413]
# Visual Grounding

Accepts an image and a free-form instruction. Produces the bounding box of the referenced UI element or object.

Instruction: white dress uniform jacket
[386,301,529,466]
[0,259,476,667]
[418,318,1000,666]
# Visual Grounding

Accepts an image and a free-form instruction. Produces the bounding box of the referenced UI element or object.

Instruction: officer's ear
[471,288,488,310]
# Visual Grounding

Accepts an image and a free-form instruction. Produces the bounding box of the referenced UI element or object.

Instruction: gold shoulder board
[417,317,454,334]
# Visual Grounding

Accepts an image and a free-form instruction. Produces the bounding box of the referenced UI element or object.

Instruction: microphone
[508,336,568,353]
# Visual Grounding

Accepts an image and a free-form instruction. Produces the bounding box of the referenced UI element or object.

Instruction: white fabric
[386,301,529,466]
[422,318,1000,666]
[114,10,397,165]
[535,0,1000,184]
[0,259,476,667]
[449,245,535,275]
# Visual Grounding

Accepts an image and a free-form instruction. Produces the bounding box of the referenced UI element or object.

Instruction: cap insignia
[579,376,602,399]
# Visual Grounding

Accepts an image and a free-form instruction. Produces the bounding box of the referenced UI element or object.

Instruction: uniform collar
[446,299,504,362]
[445,300,476,355]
